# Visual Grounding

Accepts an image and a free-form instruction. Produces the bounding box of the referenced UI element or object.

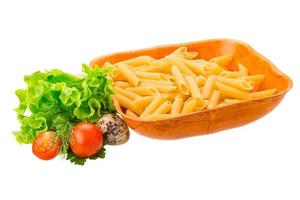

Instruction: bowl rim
[90,38,293,122]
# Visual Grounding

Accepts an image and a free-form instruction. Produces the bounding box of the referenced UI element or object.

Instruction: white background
[0,0,299,199]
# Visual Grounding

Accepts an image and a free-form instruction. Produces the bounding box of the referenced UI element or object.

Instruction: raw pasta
[108,47,276,120]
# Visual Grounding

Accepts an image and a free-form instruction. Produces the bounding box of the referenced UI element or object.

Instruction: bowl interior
[91,39,292,95]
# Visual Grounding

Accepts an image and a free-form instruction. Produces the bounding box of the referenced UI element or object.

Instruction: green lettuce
[14,64,115,157]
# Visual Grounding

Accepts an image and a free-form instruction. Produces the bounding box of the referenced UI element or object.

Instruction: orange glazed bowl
[90,39,293,140]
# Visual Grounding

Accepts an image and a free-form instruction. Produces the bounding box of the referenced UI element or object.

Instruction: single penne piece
[250,89,277,99]
[216,101,231,108]
[114,94,141,115]
[152,100,172,115]
[209,53,233,67]
[184,51,199,59]
[126,109,139,118]
[193,59,208,64]
[167,92,189,101]
[151,59,172,68]
[133,96,154,108]
[127,86,159,96]
[171,65,189,95]
[170,46,188,56]
[166,92,178,100]
[140,79,174,86]
[194,99,209,111]
[195,75,207,87]
[171,97,184,114]
[143,114,179,121]
[121,55,154,66]
[130,65,150,72]
[242,74,265,89]
[113,86,141,100]
[140,95,167,118]
[185,75,203,99]
[117,63,140,86]
[180,59,206,75]
[238,64,248,76]
[181,98,198,114]
[217,77,254,91]
[103,61,115,68]
[204,62,225,76]
[175,93,190,100]
[154,85,177,93]
[216,99,242,108]
[135,71,170,80]
[165,55,197,77]
[111,68,126,81]
[139,83,177,93]
[219,71,241,78]
[216,82,251,100]
[224,99,243,104]
[137,64,171,73]
[202,75,217,99]
[207,90,221,109]
[113,81,132,88]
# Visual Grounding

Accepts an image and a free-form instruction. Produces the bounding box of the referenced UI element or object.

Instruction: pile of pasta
[105,47,277,121]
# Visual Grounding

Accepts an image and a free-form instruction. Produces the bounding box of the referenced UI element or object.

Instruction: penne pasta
[170,46,188,56]
[181,98,198,114]
[217,77,254,91]
[152,100,172,115]
[133,96,154,108]
[109,47,276,120]
[143,114,180,121]
[140,95,167,118]
[130,65,150,72]
[180,59,206,75]
[184,51,199,60]
[195,99,209,111]
[103,61,115,68]
[140,83,177,93]
[242,74,265,89]
[209,54,233,67]
[216,82,251,100]
[138,64,171,73]
[120,55,154,66]
[165,55,197,77]
[204,62,225,76]
[185,75,203,99]
[224,99,243,104]
[195,75,207,87]
[171,65,189,95]
[126,109,139,118]
[202,75,217,99]
[113,86,141,100]
[171,97,184,114]
[207,90,220,109]
[219,71,241,78]
[127,86,159,96]
[113,81,132,88]
[114,94,141,115]
[140,79,174,86]
[238,64,248,76]
[250,89,277,99]
[135,71,170,80]
[117,63,140,86]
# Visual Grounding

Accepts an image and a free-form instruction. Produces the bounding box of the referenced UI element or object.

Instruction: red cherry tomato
[70,122,103,158]
[32,131,62,160]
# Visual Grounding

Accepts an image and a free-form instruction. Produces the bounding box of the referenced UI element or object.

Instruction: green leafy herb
[14,64,115,164]
[66,147,106,165]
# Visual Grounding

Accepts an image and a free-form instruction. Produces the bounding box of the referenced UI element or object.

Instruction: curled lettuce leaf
[14,64,115,147]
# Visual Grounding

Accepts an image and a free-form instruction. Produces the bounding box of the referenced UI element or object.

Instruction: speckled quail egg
[97,113,129,145]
